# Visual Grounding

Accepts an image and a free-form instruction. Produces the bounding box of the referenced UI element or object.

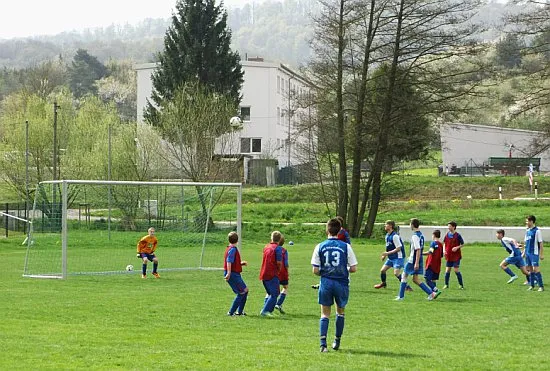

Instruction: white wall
[440,123,550,171]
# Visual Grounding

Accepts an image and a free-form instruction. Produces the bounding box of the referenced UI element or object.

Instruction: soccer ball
[229,116,243,129]
[126,264,134,272]
[289,241,294,246]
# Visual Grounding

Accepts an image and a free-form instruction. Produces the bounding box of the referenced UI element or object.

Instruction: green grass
[1,232,548,370]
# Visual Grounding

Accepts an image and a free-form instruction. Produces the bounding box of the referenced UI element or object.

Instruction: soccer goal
[24,180,242,279]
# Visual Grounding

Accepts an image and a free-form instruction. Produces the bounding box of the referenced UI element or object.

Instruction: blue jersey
[311,237,358,284]
[500,237,522,257]
[386,231,405,260]
[525,227,543,255]
[407,230,425,264]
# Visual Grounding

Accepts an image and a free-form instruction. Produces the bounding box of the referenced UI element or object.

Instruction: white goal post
[24,180,242,279]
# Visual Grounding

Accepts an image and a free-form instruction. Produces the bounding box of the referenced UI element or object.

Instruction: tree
[494,34,524,69]
[68,49,109,98]
[144,0,243,125]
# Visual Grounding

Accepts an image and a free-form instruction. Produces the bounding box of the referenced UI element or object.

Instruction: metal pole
[498,186,502,200]
[288,76,294,183]
[237,185,242,251]
[108,123,112,240]
[53,102,58,181]
[535,182,538,200]
[62,180,68,279]
[25,120,29,229]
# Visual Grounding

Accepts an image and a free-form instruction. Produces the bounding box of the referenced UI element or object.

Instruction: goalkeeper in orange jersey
[137,227,160,278]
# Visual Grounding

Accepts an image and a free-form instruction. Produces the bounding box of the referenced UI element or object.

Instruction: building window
[277,107,280,124]
[240,106,251,121]
[240,138,262,153]
[277,76,280,94]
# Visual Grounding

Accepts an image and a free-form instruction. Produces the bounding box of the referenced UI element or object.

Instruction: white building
[440,123,550,172]
[135,59,313,176]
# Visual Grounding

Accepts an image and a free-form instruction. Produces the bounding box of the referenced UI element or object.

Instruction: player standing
[259,231,283,316]
[336,216,351,244]
[423,230,443,292]
[496,229,529,284]
[525,215,544,291]
[311,218,358,353]
[136,227,160,279]
[275,235,289,314]
[395,218,441,301]
[443,221,465,289]
[374,220,411,292]
[224,232,249,316]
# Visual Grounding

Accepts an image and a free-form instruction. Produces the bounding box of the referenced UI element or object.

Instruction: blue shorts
[505,255,526,268]
[227,273,247,294]
[445,259,461,268]
[404,262,423,276]
[525,253,540,267]
[318,277,349,308]
[424,267,439,281]
[262,277,280,297]
[384,258,404,269]
[139,253,156,262]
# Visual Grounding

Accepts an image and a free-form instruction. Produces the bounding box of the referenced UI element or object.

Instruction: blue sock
[426,280,435,290]
[445,272,450,285]
[335,314,345,338]
[142,264,147,275]
[276,293,286,306]
[320,317,329,347]
[237,292,248,313]
[536,272,544,287]
[503,267,515,277]
[398,281,407,298]
[265,295,277,313]
[153,262,158,274]
[381,272,386,283]
[530,272,536,287]
[456,272,464,286]
[229,294,241,315]
[419,282,433,295]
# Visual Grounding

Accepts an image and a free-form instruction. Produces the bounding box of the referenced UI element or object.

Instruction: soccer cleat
[523,280,529,285]
[405,286,413,292]
[538,287,545,292]
[394,296,404,301]
[235,312,247,316]
[527,286,534,291]
[332,338,341,351]
[374,282,387,289]
[141,274,147,279]
[459,286,464,290]
[260,311,273,317]
[274,305,286,314]
[227,312,235,316]
[152,272,160,278]
[507,276,519,284]
[443,285,449,289]
[431,290,442,300]
[320,346,328,353]
[311,284,320,289]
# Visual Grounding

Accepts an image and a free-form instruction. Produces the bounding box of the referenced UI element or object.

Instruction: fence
[1,202,29,237]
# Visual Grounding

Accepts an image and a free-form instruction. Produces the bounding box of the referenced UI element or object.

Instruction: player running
[374,220,412,292]
[496,229,529,284]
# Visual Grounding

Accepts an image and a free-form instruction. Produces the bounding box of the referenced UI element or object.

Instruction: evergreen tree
[69,49,109,98]
[145,0,243,125]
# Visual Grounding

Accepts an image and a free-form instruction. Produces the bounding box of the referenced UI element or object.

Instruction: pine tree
[145,0,244,125]
[69,49,108,98]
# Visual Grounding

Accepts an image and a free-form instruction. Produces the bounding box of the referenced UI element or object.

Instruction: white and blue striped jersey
[385,231,405,260]
[407,231,425,264]
[500,237,521,257]
[311,237,358,284]
[525,227,543,255]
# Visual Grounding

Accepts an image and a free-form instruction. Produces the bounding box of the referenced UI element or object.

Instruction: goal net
[24,180,242,278]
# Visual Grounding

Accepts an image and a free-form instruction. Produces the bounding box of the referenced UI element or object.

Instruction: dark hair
[327,218,341,236]
[496,229,505,236]
[228,231,239,244]
[385,220,396,230]
[448,221,457,228]
[527,215,536,223]
[410,218,420,229]
[433,229,441,238]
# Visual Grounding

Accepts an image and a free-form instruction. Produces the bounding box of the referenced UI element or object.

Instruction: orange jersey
[137,235,158,254]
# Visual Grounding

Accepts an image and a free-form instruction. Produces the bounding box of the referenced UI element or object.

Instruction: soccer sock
[381,272,387,283]
[237,292,248,313]
[419,282,433,295]
[445,272,450,286]
[266,295,277,313]
[396,274,411,289]
[399,281,407,298]
[264,295,268,305]
[456,272,464,286]
[536,272,544,287]
[503,267,515,277]
[335,314,345,338]
[142,264,147,275]
[530,272,536,287]
[153,262,158,274]
[229,294,241,315]
[426,280,435,290]
[276,293,286,307]
[320,317,329,347]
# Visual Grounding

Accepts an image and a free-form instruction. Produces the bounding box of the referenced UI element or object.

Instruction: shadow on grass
[341,349,424,358]
[439,297,482,303]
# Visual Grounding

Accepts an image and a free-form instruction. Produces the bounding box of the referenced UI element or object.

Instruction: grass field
[1,231,548,370]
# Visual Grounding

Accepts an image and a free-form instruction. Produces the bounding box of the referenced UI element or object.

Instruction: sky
[0,0,251,39]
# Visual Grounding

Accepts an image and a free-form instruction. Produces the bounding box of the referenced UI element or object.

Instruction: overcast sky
[0,0,250,39]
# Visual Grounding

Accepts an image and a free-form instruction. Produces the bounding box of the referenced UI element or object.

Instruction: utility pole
[25,120,29,226]
[53,101,59,181]
[287,75,294,183]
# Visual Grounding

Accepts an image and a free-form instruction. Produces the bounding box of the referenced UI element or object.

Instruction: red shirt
[444,232,463,262]
[426,241,443,274]
[224,245,242,273]
[278,247,289,281]
[259,242,281,281]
